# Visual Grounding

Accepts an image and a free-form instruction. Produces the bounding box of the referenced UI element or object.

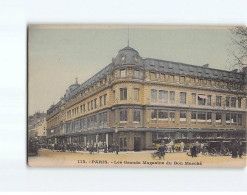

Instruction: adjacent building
[46,46,247,151]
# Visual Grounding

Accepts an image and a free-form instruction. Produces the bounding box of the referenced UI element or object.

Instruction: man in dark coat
[158,145,165,159]
[191,145,197,157]
[231,141,238,158]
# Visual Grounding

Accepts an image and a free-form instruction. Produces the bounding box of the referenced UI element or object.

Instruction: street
[28,149,247,168]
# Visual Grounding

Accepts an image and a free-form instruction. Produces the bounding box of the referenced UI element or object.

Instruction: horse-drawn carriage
[202,140,231,156]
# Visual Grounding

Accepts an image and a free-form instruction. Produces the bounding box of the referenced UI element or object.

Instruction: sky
[28,25,238,115]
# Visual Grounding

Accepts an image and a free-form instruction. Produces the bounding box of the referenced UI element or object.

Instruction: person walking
[180,141,185,152]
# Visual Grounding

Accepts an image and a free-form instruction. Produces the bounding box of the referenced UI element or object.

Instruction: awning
[198,95,207,99]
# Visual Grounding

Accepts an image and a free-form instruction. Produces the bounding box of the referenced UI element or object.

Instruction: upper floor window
[207,95,211,106]
[170,91,175,104]
[238,114,242,125]
[198,94,206,105]
[94,98,97,109]
[134,70,141,78]
[170,75,174,82]
[120,88,127,100]
[180,92,186,104]
[151,89,157,102]
[191,93,196,104]
[113,90,115,102]
[158,110,168,121]
[103,94,107,105]
[226,97,230,107]
[216,113,222,124]
[191,111,197,124]
[169,111,175,122]
[134,88,140,101]
[100,96,102,107]
[83,104,85,113]
[151,109,157,120]
[87,102,90,111]
[159,90,168,103]
[216,96,222,106]
[91,100,93,110]
[120,69,126,77]
[198,112,206,123]
[231,97,236,108]
[180,111,187,122]
[180,76,185,84]
[133,109,141,122]
[151,72,156,80]
[238,97,242,108]
[120,109,128,122]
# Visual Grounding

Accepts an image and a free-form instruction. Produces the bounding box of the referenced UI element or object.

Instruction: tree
[230,26,247,71]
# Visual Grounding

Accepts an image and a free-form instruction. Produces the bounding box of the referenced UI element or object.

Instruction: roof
[144,58,244,82]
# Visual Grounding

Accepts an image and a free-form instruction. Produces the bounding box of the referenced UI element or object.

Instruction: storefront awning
[198,95,207,99]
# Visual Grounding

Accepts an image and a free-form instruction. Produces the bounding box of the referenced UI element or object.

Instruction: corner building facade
[46,46,247,151]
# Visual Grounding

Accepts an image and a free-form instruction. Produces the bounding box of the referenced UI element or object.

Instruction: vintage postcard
[28,25,247,167]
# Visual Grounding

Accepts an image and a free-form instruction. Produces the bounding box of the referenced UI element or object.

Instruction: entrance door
[134,137,141,151]
[120,137,127,151]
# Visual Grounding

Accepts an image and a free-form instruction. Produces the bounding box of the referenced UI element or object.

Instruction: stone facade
[46,46,247,151]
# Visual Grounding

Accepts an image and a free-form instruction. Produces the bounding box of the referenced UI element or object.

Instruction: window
[207,95,211,106]
[216,96,221,106]
[170,91,175,103]
[134,70,141,78]
[169,111,175,122]
[120,88,127,100]
[159,90,168,103]
[134,88,140,101]
[113,90,116,102]
[151,72,156,80]
[238,114,242,125]
[216,113,222,124]
[231,97,236,108]
[191,111,196,124]
[180,76,185,84]
[231,114,237,125]
[100,96,102,107]
[133,109,140,122]
[207,112,212,124]
[226,113,231,125]
[120,109,128,122]
[151,89,157,102]
[151,109,157,120]
[180,92,186,104]
[191,93,196,104]
[198,94,206,105]
[180,111,187,122]
[238,97,242,108]
[198,112,206,123]
[170,75,174,82]
[80,105,83,113]
[94,98,97,109]
[120,69,126,77]
[226,97,230,107]
[87,102,90,111]
[103,94,107,105]
[158,110,168,120]
[191,78,196,85]
[91,100,93,110]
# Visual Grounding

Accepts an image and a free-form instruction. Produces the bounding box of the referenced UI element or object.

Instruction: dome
[113,46,143,66]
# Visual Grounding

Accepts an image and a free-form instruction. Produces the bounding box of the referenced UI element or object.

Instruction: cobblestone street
[28,149,246,168]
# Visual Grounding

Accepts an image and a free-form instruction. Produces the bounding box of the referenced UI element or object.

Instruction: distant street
[28,149,246,168]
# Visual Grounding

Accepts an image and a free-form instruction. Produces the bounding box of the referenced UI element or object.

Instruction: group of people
[231,141,243,158]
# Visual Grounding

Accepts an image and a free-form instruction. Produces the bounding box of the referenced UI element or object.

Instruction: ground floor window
[151,109,157,120]
[158,110,168,121]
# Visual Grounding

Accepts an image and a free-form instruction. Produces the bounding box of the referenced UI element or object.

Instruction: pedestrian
[180,141,185,152]
[191,145,197,157]
[238,142,243,158]
[116,144,119,155]
[231,141,238,158]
